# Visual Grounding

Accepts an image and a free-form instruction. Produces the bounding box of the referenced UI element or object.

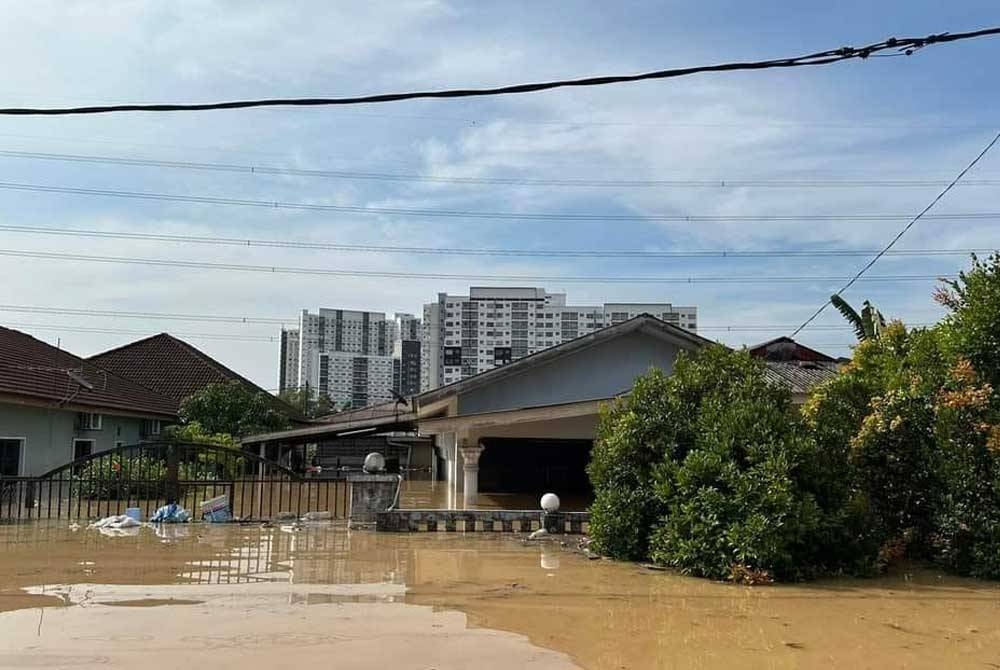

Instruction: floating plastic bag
[89,514,141,529]
[150,503,190,523]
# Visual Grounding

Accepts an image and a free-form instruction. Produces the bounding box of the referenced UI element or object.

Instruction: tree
[831,295,887,341]
[179,381,291,438]
[936,252,1000,391]
[277,388,333,419]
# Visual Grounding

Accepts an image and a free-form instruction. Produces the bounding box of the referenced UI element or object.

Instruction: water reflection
[2,522,999,670]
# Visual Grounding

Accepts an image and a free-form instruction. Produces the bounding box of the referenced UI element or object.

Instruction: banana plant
[830,295,886,341]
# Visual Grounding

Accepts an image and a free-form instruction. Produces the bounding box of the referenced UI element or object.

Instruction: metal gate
[0,442,349,522]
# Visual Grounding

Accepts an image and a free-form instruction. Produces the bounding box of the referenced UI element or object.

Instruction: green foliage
[831,295,886,341]
[590,346,860,580]
[75,454,167,499]
[589,254,1000,581]
[937,252,1000,392]
[588,369,676,560]
[161,421,239,449]
[277,388,333,419]
[75,449,234,501]
[647,348,852,581]
[179,381,291,438]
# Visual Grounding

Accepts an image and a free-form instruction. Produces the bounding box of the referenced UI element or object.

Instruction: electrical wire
[4,149,1000,189]
[3,321,277,342]
[0,302,936,332]
[0,247,957,284]
[0,224,990,259]
[791,131,1000,336]
[0,180,998,222]
[1,28,998,115]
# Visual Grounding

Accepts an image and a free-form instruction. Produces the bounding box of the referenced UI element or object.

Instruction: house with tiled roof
[0,327,178,477]
[88,333,302,421]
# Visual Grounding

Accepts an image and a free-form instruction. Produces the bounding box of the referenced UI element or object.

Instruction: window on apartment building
[0,438,23,477]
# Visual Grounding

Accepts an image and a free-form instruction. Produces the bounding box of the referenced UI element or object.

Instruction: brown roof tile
[0,327,177,417]
[763,360,840,395]
[88,333,300,418]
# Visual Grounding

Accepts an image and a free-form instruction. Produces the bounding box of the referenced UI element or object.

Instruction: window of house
[0,438,24,477]
[78,413,103,430]
[73,439,95,461]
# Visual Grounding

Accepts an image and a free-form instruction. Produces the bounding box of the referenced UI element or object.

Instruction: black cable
[0,224,990,259]
[0,180,997,222]
[3,321,277,342]
[1,28,997,115]
[0,247,956,284]
[4,149,1000,189]
[791,131,1000,336]
[0,302,934,331]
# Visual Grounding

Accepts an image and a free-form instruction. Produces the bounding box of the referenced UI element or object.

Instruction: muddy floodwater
[1,522,999,669]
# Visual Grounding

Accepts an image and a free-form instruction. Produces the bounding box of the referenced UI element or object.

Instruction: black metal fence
[0,442,349,522]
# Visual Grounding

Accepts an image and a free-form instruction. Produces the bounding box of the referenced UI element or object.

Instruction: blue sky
[1,1,998,388]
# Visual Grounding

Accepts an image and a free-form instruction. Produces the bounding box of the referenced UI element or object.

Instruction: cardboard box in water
[200,495,231,523]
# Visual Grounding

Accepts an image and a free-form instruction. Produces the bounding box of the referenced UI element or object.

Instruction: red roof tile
[0,327,177,417]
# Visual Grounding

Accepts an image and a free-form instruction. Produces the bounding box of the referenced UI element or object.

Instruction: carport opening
[478,438,593,501]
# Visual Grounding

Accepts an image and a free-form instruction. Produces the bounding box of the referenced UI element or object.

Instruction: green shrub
[75,455,168,500]
[647,350,849,581]
[588,369,677,560]
[590,346,860,580]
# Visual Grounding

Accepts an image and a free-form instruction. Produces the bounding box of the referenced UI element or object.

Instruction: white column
[459,442,485,509]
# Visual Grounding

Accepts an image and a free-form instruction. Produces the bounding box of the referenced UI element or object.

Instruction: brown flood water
[1,522,998,669]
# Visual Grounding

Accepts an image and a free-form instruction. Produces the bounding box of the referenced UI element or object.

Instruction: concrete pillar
[459,443,485,509]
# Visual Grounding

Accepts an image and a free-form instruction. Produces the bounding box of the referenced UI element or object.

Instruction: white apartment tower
[279,309,421,409]
[421,287,696,390]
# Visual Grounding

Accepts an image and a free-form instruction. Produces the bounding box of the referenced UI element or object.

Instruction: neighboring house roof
[415,314,714,408]
[748,336,837,363]
[88,333,302,419]
[763,360,840,395]
[0,326,177,418]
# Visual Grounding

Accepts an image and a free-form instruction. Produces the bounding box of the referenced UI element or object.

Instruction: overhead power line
[4,321,277,342]
[0,247,956,284]
[0,302,934,332]
[1,28,998,115]
[792,131,1000,336]
[0,302,937,334]
[0,304,290,325]
[0,180,998,223]
[4,149,1000,189]
[0,224,990,259]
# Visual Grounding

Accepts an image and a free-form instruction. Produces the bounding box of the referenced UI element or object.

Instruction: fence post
[24,480,36,515]
[165,444,180,503]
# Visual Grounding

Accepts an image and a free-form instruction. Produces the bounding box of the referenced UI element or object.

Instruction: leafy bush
[588,369,676,560]
[590,347,860,580]
[75,455,167,499]
[589,255,1000,581]
[647,348,854,581]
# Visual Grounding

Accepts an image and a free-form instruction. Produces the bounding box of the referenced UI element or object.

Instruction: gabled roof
[415,314,714,408]
[748,336,837,363]
[0,327,177,418]
[88,333,300,418]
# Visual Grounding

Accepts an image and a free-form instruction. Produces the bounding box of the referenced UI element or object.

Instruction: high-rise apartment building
[420,287,696,390]
[279,309,421,409]
[392,313,422,396]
